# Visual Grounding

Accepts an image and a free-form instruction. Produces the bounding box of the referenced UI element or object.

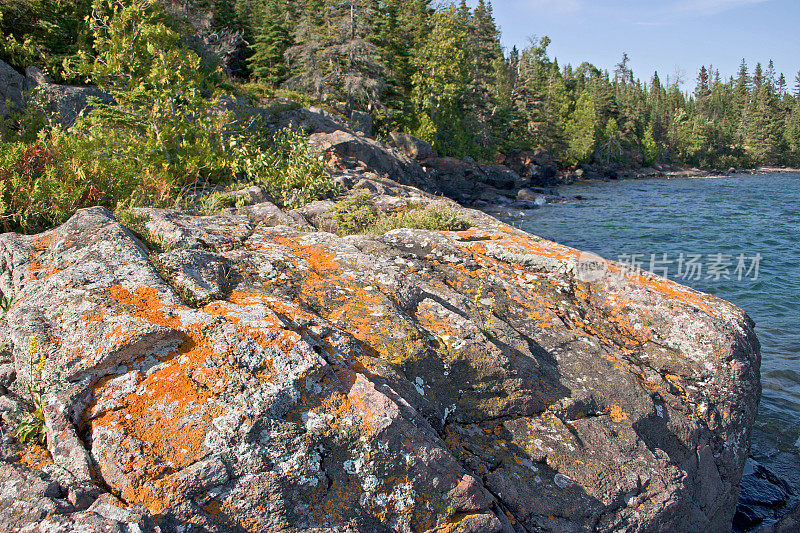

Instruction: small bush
[369,204,472,235]
[332,194,471,236]
[231,127,336,209]
[0,134,115,232]
[331,192,379,234]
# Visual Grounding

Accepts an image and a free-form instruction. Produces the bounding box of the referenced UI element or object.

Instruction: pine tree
[695,66,711,119]
[785,96,800,164]
[543,61,569,154]
[212,0,238,30]
[248,0,290,87]
[795,70,800,98]
[516,36,553,145]
[285,0,385,114]
[564,91,598,164]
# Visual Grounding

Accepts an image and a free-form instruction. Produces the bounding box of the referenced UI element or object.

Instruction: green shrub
[369,204,472,235]
[231,126,335,209]
[0,2,337,234]
[332,194,471,236]
[0,132,145,232]
[331,192,379,234]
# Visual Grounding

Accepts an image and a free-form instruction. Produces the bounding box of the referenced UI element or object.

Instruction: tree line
[2,0,800,168]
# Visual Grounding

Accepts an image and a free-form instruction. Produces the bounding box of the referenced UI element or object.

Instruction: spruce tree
[565,91,598,165]
[285,0,385,114]
[248,0,291,87]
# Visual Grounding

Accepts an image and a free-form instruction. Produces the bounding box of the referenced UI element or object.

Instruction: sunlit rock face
[0,200,759,533]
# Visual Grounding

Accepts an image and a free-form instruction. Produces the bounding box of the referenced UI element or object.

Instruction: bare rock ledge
[0,200,759,532]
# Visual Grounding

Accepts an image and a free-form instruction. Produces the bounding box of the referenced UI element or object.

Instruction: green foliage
[0,0,93,82]
[641,124,659,167]
[332,193,471,236]
[14,393,46,445]
[564,92,598,165]
[68,0,233,191]
[0,132,144,232]
[0,292,14,318]
[248,0,291,87]
[230,126,335,208]
[331,191,379,234]
[410,5,469,111]
[370,204,471,234]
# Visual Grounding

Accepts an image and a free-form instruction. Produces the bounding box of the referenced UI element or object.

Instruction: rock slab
[0,201,760,532]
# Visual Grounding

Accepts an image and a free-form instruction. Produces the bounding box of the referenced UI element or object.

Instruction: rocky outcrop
[309,129,434,193]
[504,148,560,186]
[27,81,112,127]
[759,501,800,533]
[0,184,760,531]
[388,132,435,161]
[0,59,26,118]
[0,59,113,126]
[349,110,374,138]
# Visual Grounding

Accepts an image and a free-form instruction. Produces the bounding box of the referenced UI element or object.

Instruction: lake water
[506,173,800,523]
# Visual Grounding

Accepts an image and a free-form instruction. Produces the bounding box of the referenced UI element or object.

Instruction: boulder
[25,66,51,87]
[349,110,374,138]
[733,460,793,531]
[388,132,435,161]
[0,59,26,117]
[28,82,112,127]
[0,200,760,532]
[478,164,523,190]
[309,129,433,192]
[503,149,561,186]
[758,501,800,533]
[420,157,487,201]
[516,188,547,206]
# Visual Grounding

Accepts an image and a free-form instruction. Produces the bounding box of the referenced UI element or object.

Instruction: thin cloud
[671,0,770,16]
[519,0,582,15]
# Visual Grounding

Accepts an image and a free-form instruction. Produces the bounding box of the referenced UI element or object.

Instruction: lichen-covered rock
[0,199,759,532]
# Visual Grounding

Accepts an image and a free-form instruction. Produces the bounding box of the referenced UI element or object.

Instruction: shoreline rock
[0,67,774,531]
[0,192,760,531]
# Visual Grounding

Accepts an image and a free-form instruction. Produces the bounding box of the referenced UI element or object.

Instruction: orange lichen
[608,405,629,423]
[82,310,104,323]
[18,444,52,469]
[627,271,728,320]
[108,285,184,329]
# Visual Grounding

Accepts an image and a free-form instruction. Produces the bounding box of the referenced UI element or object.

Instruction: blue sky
[475,0,800,89]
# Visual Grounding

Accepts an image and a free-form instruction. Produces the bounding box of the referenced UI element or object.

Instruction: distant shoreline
[570,165,800,183]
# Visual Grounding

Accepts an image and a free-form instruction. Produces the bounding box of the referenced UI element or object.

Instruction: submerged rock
[0,197,760,532]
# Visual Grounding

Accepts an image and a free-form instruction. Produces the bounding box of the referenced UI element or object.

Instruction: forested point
[3,0,800,167]
[2,0,800,234]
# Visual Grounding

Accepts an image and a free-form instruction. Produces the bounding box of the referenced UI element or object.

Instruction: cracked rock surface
[0,195,759,532]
